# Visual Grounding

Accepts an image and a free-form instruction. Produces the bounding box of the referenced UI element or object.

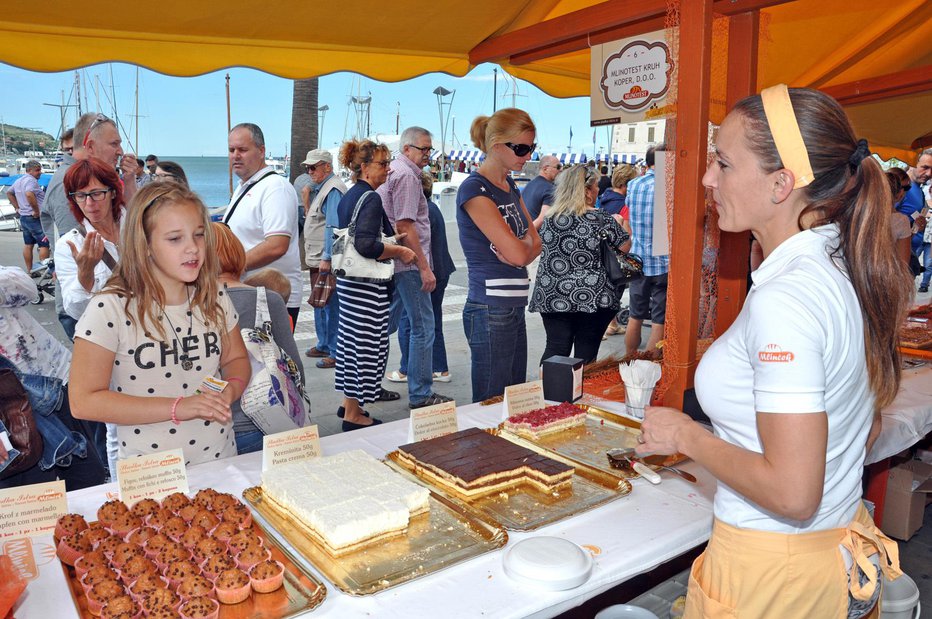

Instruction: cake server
[606,448,661,484]
[606,448,697,484]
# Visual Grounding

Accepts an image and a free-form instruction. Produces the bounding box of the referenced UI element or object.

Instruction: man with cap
[6,160,49,272]
[301,149,347,368]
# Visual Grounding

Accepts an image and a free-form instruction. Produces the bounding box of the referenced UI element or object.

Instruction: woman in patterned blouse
[529,165,630,365]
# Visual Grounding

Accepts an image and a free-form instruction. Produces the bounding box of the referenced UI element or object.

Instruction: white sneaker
[432,371,452,382]
[386,370,407,383]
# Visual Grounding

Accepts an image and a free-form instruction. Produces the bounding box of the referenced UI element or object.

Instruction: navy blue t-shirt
[599,190,626,216]
[456,172,530,307]
[520,175,554,221]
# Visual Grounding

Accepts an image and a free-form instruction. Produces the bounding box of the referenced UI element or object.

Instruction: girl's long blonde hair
[102,182,225,341]
[548,165,598,218]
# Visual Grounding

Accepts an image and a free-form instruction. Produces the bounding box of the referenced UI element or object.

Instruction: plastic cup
[624,385,655,420]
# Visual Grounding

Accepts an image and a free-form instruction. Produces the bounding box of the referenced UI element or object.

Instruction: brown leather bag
[307,271,336,308]
[0,369,43,479]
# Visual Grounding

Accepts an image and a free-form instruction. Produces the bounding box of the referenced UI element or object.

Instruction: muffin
[83,526,112,549]
[130,498,160,520]
[143,533,173,560]
[108,513,143,538]
[156,544,193,570]
[234,545,270,572]
[119,555,157,586]
[209,522,237,545]
[146,606,183,619]
[55,513,88,542]
[74,550,110,578]
[220,504,252,530]
[80,566,120,594]
[176,502,200,524]
[164,560,201,590]
[56,530,93,566]
[201,553,236,582]
[161,492,191,513]
[110,542,145,569]
[176,574,216,600]
[146,507,176,531]
[95,534,124,559]
[179,525,208,550]
[129,571,169,601]
[226,530,261,555]
[192,537,227,565]
[179,595,218,619]
[192,489,219,511]
[161,516,188,542]
[97,500,130,527]
[100,593,140,619]
[210,494,238,514]
[141,587,181,615]
[214,568,251,604]
[125,526,157,547]
[87,578,126,616]
[249,560,285,594]
[190,509,219,532]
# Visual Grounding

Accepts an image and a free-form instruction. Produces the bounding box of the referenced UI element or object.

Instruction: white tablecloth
[17,403,716,619]
[868,364,932,464]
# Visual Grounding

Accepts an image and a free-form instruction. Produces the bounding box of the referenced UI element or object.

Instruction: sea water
[168,156,240,207]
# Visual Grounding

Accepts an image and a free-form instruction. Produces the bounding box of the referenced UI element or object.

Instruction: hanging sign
[591,30,675,126]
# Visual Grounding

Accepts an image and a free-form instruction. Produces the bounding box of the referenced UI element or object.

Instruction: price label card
[262,425,321,472]
[0,480,67,539]
[503,380,546,420]
[407,400,458,443]
[117,449,189,505]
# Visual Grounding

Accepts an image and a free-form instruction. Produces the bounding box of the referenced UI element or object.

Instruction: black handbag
[600,230,643,289]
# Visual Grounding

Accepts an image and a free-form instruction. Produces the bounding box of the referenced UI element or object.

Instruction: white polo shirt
[695,224,872,532]
[225,166,302,308]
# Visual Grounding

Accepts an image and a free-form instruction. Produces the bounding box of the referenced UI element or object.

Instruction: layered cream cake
[504,402,588,440]
[260,450,430,556]
[396,428,574,500]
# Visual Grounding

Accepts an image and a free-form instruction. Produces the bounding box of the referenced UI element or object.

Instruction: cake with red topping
[504,402,588,440]
[397,427,574,500]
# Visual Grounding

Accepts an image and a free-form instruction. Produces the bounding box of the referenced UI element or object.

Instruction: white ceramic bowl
[502,536,593,591]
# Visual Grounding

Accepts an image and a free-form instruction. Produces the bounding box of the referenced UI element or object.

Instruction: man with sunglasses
[378,126,451,409]
[300,150,347,367]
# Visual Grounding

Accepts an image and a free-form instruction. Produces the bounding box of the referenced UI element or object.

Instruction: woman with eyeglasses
[56,158,126,324]
[529,165,630,365]
[153,161,190,187]
[456,108,542,403]
[333,139,416,431]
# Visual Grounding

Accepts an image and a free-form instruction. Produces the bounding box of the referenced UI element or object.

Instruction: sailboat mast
[226,73,233,196]
[134,67,139,154]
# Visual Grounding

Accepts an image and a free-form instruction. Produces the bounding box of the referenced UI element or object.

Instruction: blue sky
[1,63,614,159]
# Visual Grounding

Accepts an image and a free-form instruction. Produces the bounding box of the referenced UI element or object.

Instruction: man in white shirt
[224,123,302,328]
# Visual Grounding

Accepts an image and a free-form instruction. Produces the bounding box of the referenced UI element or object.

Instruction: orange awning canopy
[2,0,929,158]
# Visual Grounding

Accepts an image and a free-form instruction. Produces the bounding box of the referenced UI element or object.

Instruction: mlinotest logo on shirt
[758,344,795,363]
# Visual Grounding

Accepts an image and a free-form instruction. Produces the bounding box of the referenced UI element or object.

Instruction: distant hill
[1,124,57,154]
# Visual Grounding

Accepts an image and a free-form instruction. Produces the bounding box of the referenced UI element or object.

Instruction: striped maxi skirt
[334,278,391,405]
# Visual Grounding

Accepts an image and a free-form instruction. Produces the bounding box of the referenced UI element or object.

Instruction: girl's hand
[635,406,692,456]
[176,392,232,424]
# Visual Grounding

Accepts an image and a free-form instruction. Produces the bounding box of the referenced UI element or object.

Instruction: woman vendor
[637,85,909,618]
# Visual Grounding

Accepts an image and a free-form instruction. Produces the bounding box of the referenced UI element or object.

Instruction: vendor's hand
[419,267,436,293]
[635,406,692,457]
[175,392,232,424]
[397,246,417,265]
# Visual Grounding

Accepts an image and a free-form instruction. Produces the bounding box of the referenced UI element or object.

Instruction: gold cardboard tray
[62,520,326,619]
[386,429,631,531]
[500,405,687,481]
[243,481,507,596]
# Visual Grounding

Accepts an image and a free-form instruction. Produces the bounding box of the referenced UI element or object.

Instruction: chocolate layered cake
[396,428,574,500]
[260,450,430,556]
[504,402,588,440]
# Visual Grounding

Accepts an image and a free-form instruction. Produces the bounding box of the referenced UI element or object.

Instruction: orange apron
[684,503,901,619]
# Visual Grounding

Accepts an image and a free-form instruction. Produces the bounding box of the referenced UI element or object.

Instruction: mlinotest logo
[758,344,795,363]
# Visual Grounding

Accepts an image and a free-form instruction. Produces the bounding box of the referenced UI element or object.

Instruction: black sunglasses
[503,142,537,157]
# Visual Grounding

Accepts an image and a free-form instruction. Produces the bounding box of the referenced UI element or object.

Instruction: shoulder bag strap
[347,190,374,237]
[255,286,271,328]
[75,223,118,272]
[223,170,279,224]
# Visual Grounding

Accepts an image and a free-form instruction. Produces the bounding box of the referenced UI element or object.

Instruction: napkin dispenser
[541,356,584,403]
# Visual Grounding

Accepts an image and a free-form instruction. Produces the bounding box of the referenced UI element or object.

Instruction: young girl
[69,183,251,467]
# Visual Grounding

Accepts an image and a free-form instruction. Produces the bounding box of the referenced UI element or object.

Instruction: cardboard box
[880,460,932,540]
[540,356,584,403]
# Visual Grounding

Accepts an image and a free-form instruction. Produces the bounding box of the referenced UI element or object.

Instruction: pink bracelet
[170,396,183,425]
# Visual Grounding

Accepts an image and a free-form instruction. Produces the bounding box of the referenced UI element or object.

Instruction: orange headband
[761,84,814,189]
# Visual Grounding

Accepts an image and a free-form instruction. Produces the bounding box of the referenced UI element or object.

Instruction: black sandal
[376,388,400,402]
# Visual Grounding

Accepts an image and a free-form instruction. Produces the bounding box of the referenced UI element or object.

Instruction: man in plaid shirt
[624,144,668,358]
